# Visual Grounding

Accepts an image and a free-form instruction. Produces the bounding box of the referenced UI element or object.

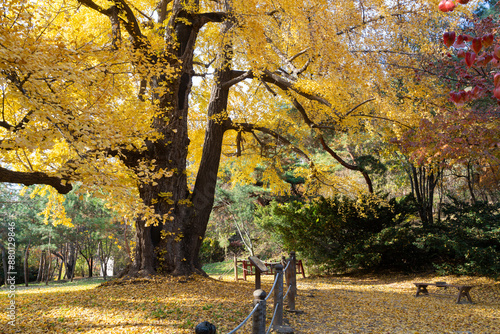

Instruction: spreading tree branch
[0,166,72,194]
[229,122,312,163]
[291,97,374,193]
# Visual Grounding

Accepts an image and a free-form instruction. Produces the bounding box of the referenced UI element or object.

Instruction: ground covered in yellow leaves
[1,274,499,333]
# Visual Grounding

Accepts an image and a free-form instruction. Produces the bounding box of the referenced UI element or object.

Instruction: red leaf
[443,31,456,48]
[454,35,466,48]
[465,52,476,67]
[471,86,481,98]
[494,87,500,99]
[445,0,456,12]
[438,0,448,11]
[472,37,482,54]
[494,73,500,88]
[482,34,494,48]
[494,45,500,60]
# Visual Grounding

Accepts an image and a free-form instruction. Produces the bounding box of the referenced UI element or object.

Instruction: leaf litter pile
[1,274,499,333]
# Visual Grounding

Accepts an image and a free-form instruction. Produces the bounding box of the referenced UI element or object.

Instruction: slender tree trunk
[51,257,59,280]
[123,220,132,262]
[62,244,68,280]
[1,244,7,286]
[57,257,63,281]
[411,165,440,228]
[45,232,52,285]
[85,257,93,278]
[65,243,77,281]
[36,250,45,283]
[466,161,477,204]
[45,252,52,285]
[70,244,78,282]
[24,240,30,286]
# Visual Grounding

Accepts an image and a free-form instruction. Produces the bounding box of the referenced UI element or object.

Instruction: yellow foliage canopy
[0,0,474,275]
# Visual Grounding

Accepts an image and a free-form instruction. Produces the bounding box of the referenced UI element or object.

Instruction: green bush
[257,193,500,277]
[256,194,419,273]
[422,199,500,277]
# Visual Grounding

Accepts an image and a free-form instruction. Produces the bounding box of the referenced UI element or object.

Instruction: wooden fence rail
[233,254,306,282]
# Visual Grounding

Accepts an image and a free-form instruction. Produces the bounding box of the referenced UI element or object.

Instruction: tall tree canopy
[0,0,464,276]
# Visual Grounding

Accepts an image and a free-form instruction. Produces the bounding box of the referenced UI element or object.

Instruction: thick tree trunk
[125,9,233,278]
[75,0,229,278]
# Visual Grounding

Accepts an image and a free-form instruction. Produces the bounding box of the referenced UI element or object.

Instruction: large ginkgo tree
[0,0,453,276]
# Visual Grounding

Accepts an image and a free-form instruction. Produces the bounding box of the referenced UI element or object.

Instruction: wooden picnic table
[414,282,474,304]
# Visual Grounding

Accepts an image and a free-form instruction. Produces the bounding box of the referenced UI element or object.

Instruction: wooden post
[273,264,284,328]
[252,289,266,334]
[234,254,238,281]
[249,256,268,290]
[255,268,262,290]
[288,251,296,311]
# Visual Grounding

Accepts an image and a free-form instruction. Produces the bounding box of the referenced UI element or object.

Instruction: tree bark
[0,244,7,286]
[411,165,440,227]
[45,252,52,285]
[115,0,230,278]
[24,240,30,286]
[36,250,45,283]
[84,257,93,278]
[69,244,78,282]
[0,167,72,194]
[45,233,52,285]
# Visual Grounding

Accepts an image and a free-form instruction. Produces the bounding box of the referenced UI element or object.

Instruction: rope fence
[195,251,300,334]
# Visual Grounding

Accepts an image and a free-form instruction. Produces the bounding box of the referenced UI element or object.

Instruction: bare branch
[352,114,413,129]
[222,70,252,88]
[291,96,374,193]
[158,0,173,23]
[288,48,311,63]
[261,69,332,107]
[319,136,373,193]
[337,10,416,36]
[77,0,111,15]
[229,122,312,163]
[343,98,376,118]
[198,12,227,25]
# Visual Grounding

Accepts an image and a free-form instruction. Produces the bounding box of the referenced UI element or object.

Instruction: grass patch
[0,277,108,296]
[202,259,238,277]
